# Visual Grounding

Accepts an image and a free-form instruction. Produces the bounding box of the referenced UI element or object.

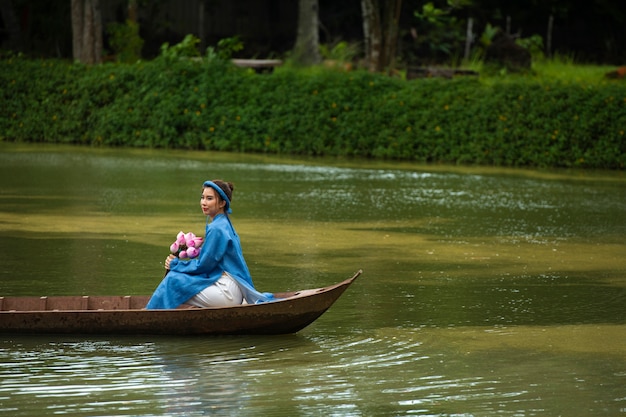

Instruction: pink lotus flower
[169,231,203,259]
[187,237,203,248]
[186,247,199,258]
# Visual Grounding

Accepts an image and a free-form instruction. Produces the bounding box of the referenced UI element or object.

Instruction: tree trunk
[546,14,554,59]
[464,17,473,61]
[361,0,381,72]
[128,0,137,23]
[81,0,95,64]
[71,0,102,64]
[92,0,102,63]
[361,0,401,73]
[382,0,402,75]
[292,0,321,66]
[0,0,22,51]
[71,0,84,61]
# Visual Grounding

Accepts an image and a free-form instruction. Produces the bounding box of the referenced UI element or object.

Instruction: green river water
[0,144,624,416]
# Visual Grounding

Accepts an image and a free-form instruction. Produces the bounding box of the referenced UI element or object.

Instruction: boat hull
[0,271,360,336]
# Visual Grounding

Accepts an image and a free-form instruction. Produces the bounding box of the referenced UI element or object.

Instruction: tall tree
[71,0,103,64]
[361,0,402,73]
[292,0,321,66]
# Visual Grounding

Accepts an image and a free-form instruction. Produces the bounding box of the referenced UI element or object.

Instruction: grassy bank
[1,56,624,169]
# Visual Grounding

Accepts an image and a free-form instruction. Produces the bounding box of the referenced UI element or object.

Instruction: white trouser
[186,272,244,307]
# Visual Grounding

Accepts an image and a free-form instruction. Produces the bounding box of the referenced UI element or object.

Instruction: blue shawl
[146,214,274,309]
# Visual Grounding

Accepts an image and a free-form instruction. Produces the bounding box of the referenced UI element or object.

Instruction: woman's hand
[164,254,176,270]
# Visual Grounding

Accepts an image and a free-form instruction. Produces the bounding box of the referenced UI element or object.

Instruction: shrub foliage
[1,56,624,169]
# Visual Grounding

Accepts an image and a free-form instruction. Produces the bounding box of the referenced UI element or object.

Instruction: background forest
[1,0,625,66]
[1,1,624,169]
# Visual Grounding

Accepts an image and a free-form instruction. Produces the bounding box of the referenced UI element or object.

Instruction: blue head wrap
[203,180,232,214]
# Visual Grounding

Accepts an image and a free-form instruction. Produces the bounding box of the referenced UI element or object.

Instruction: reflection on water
[1,328,624,416]
[0,144,625,416]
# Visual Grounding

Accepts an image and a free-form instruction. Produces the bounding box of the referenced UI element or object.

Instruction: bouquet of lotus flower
[170,231,203,259]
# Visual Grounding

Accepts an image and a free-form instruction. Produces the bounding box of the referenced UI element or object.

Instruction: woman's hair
[210,179,234,203]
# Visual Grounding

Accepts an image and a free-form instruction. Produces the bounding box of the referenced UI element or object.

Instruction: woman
[146,179,274,309]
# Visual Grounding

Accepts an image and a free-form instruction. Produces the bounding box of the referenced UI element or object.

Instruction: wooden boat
[0,270,361,336]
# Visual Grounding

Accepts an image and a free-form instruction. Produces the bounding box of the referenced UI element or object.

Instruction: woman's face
[200,187,225,218]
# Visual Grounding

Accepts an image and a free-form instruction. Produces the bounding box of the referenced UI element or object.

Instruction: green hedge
[2,57,625,168]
